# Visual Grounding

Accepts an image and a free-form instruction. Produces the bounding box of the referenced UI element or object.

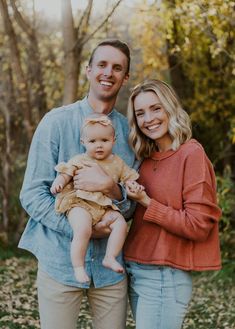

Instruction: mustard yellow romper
[54,153,139,224]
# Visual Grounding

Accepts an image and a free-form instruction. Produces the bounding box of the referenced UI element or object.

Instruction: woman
[124,79,221,329]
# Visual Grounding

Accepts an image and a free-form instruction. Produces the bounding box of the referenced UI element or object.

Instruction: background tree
[0,0,123,241]
[61,0,122,104]
[128,0,235,174]
[0,0,234,254]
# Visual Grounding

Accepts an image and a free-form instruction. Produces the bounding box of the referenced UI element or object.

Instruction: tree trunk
[61,0,79,105]
[1,104,10,232]
[0,0,34,141]
[0,64,13,237]
[166,22,192,101]
[9,0,48,121]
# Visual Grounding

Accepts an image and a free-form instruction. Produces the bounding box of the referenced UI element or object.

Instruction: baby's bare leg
[102,210,127,273]
[68,207,92,283]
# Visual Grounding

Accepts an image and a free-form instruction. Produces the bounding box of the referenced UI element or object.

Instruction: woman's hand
[125,180,151,208]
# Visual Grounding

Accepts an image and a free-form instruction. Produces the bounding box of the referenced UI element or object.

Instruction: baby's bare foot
[102,256,125,273]
[74,266,90,283]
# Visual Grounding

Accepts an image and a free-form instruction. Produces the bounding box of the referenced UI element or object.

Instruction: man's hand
[73,162,122,200]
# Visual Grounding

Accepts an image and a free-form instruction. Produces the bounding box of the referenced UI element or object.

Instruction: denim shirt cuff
[112,183,131,215]
[113,183,127,205]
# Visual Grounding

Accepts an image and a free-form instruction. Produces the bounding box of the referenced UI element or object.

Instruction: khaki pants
[37,268,127,329]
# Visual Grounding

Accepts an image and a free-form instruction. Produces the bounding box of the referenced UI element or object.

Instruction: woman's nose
[144,112,154,122]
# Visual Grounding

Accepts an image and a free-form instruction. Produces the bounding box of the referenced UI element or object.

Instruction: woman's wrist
[139,194,151,208]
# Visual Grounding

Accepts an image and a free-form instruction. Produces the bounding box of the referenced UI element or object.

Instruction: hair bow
[84,116,112,127]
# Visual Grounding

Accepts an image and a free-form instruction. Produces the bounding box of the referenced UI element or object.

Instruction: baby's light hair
[81,113,115,139]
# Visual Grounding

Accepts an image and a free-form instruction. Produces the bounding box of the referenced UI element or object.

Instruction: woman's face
[133,91,172,152]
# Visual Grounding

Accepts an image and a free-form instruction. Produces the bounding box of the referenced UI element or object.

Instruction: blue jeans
[125,261,192,329]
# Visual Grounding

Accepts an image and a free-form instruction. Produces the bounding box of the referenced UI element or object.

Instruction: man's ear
[86,65,91,80]
[122,73,129,86]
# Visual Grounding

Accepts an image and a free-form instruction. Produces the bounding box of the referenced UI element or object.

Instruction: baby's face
[81,124,115,160]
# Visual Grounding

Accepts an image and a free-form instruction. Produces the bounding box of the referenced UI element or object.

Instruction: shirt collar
[80,96,116,117]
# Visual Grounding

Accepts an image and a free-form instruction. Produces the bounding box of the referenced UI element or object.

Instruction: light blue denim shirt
[19,97,137,288]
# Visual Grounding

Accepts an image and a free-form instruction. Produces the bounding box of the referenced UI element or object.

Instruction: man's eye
[114,66,122,72]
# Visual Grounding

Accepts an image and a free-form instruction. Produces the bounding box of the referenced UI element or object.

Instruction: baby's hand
[125,180,150,207]
[50,183,63,195]
[125,180,145,194]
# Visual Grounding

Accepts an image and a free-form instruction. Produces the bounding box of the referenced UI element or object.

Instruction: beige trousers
[37,268,127,329]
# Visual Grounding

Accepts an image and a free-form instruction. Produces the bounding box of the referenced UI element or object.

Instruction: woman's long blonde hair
[127,79,192,159]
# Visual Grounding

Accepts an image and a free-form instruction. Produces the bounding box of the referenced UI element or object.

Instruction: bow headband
[84,116,113,128]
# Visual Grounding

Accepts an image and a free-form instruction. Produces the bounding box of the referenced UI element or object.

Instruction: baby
[50,114,139,283]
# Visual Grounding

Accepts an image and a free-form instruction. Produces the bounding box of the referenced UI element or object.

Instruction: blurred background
[0,0,234,328]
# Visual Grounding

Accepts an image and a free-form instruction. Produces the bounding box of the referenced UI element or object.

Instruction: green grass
[0,255,234,329]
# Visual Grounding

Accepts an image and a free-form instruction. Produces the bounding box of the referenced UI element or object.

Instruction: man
[19,39,136,329]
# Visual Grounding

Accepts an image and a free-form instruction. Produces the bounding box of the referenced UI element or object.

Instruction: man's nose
[103,65,112,76]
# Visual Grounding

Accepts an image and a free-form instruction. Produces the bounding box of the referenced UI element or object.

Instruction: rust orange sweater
[124,139,222,271]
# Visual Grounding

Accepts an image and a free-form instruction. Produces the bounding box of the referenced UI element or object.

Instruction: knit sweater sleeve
[143,145,222,242]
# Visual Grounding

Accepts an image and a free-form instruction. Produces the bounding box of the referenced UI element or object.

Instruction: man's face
[86,45,129,102]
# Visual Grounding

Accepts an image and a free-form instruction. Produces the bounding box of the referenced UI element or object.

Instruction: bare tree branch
[9,0,34,38]
[77,0,93,36]
[9,0,48,119]
[73,0,123,49]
